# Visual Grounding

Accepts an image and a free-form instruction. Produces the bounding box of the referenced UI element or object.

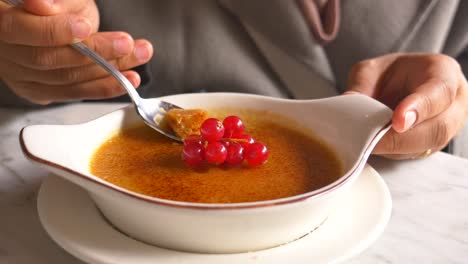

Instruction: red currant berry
[182,143,204,167]
[183,134,204,147]
[204,142,227,165]
[200,118,225,142]
[225,143,244,165]
[243,142,268,167]
[219,139,231,149]
[235,134,255,148]
[223,116,245,138]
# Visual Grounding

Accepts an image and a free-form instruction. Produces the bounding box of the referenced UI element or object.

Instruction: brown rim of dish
[19,122,391,210]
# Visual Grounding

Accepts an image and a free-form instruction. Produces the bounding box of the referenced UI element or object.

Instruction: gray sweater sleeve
[452,48,468,158]
[458,49,468,79]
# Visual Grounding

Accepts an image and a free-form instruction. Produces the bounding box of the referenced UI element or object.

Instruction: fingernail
[71,19,91,40]
[135,43,151,63]
[113,36,132,56]
[403,111,417,131]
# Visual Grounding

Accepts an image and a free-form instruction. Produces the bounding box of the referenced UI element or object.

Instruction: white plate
[37,164,391,264]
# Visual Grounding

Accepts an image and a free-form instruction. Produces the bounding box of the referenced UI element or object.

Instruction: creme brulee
[89,109,343,203]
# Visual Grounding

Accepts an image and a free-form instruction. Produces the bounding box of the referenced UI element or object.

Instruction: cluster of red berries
[182,116,268,167]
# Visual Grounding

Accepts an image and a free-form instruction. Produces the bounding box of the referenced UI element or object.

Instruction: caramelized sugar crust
[165,109,207,139]
[90,110,343,203]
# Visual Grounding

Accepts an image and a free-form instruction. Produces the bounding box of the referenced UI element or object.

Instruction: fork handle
[71,42,143,104]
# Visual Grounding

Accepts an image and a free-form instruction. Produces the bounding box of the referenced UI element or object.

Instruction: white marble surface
[0,103,467,264]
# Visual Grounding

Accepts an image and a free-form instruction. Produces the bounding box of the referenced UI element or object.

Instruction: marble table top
[0,103,467,264]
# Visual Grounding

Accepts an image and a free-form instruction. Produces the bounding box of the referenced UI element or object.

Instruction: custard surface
[90,110,343,203]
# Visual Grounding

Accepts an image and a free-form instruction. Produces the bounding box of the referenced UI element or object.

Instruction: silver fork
[3,0,183,142]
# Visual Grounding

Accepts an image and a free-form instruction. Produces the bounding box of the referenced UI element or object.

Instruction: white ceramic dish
[37,165,392,264]
[21,93,392,253]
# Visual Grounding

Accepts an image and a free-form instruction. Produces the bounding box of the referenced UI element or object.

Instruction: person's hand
[347,53,468,159]
[0,0,153,105]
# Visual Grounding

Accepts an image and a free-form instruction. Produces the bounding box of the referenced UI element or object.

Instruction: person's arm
[0,0,152,107]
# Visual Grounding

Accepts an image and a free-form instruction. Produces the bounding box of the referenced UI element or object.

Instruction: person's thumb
[21,0,99,35]
[345,59,382,97]
[22,0,60,16]
[22,0,96,17]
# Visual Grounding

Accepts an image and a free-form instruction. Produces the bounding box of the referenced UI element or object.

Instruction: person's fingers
[0,32,134,70]
[373,99,465,155]
[0,39,153,85]
[46,39,152,84]
[5,70,141,105]
[0,7,92,46]
[127,39,154,65]
[391,78,458,133]
[346,53,401,97]
[346,59,382,96]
